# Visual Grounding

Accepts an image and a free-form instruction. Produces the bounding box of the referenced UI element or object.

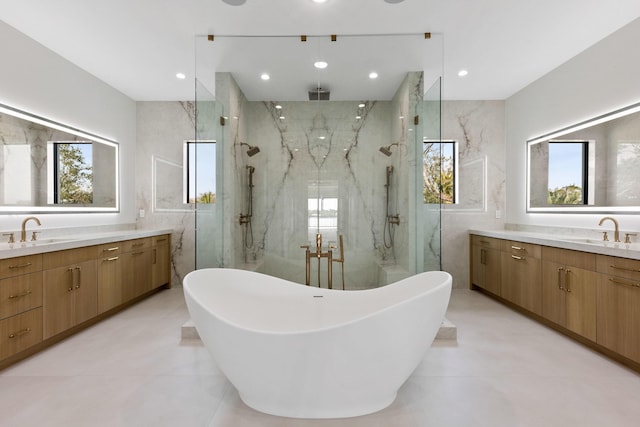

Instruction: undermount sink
[560,237,605,244]
[560,236,640,251]
[0,237,77,250]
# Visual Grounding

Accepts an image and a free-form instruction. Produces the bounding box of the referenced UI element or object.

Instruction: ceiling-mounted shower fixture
[379,142,399,156]
[240,142,260,157]
[309,86,330,101]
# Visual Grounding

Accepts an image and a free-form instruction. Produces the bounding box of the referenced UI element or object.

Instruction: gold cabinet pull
[608,277,640,288]
[511,245,524,251]
[132,251,144,255]
[609,264,640,273]
[153,248,157,265]
[75,266,81,289]
[132,242,145,247]
[67,267,74,291]
[557,267,565,290]
[8,290,32,299]
[480,248,487,265]
[103,246,119,252]
[103,256,119,262]
[565,268,572,292]
[9,262,33,270]
[156,237,167,243]
[9,327,32,339]
[511,255,526,260]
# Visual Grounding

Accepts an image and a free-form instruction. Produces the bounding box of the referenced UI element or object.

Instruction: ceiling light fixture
[384,0,405,3]
[458,69,469,77]
[175,72,186,80]
[314,61,328,69]
[358,103,365,108]
[275,104,282,109]
[261,73,270,80]
[369,72,378,79]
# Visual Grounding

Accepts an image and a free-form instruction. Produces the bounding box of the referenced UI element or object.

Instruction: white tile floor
[2,287,640,427]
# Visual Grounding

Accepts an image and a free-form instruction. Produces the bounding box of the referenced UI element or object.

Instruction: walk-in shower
[193,32,444,287]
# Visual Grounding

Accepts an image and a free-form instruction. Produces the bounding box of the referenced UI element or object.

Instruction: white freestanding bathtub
[183,268,452,419]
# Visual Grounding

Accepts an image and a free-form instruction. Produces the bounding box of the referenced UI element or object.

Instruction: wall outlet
[139,209,145,218]
[495,209,502,219]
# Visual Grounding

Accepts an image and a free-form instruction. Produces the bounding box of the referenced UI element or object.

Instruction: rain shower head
[241,142,261,157]
[379,142,399,157]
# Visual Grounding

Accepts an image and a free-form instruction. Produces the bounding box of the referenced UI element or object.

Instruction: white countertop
[469,229,640,260]
[0,229,173,260]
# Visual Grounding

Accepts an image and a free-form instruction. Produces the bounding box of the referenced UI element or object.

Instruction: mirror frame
[0,103,119,213]
[526,101,640,214]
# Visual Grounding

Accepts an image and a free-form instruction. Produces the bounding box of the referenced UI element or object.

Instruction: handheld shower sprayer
[240,142,261,157]
[379,142,399,157]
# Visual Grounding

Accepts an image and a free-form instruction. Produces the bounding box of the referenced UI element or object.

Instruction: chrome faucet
[598,216,620,242]
[21,216,41,242]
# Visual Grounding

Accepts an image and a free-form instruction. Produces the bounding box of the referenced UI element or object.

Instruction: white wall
[506,17,640,233]
[0,21,136,231]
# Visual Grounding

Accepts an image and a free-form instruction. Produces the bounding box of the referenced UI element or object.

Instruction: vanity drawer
[43,246,100,269]
[542,246,596,270]
[502,240,541,259]
[597,255,640,282]
[0,307,43,360]
[98,242,123,256]
[0,254,42,279]
[152,234,170,246]
[471,235,502,250]
[123,238,151,252]
[0,272,42,320]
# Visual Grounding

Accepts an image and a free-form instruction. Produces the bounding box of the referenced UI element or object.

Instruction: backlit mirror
[0,103,118,212]
[527,102,640,213]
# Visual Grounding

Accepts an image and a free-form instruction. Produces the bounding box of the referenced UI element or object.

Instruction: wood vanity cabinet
[0,254,43,360]
[501,240,542,315]
[596,256,640,363]
[541,247,597,341]
[42,247,99,339]
[470,235,501,295]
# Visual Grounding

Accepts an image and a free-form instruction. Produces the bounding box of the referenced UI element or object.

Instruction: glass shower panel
[418,77,443,272]
[194,79,224,269]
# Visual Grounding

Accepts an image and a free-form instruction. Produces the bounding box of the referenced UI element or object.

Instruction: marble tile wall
[440,100,506,288]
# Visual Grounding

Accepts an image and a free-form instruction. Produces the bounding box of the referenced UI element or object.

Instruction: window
[184,141,216,204]
[423,140,458,204]
[307,181,339,243]
[50,142,93,204]
[547,141,589,205]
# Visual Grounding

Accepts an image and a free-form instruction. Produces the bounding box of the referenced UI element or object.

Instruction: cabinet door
[98,255,123,313]
[597,274,640,362]
[564,267,597,341]
[501,250,541,315]
[152,242,170,289]
[43,266,76,339]
[542,260,566,326]
[122,248,152,301]
[73,260,98,326]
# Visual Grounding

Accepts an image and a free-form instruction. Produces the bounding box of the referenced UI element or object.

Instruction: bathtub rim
[183,268,452,336]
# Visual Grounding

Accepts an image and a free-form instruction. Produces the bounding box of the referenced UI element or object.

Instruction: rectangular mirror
[0,103,118,212]
[527,102,640,213]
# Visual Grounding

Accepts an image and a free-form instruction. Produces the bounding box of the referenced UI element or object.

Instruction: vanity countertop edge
[0,229,173,260]
[469,228,640,261]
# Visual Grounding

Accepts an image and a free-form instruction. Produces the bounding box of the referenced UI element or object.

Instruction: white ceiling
[1,0,639,102]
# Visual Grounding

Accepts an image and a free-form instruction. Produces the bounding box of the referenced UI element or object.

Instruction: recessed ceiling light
[458,69,469,77]
[279,115,285,120]
[176,72,186,80]
[358,103,366,108]
[314,61,328,69]
[261,73,270,80]
[356,115,362,119]
[369,72,378,79]
[222,0,247,5]
[275,104,282,109]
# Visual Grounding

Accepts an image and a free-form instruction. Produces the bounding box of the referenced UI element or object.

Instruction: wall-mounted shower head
[240,142,261,157]
[379,142,399,156]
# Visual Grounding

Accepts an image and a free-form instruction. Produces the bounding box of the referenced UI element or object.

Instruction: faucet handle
[625,233,637,244]
[602,231,609,241]
[2,232,15,244]
[31,231,39,241]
